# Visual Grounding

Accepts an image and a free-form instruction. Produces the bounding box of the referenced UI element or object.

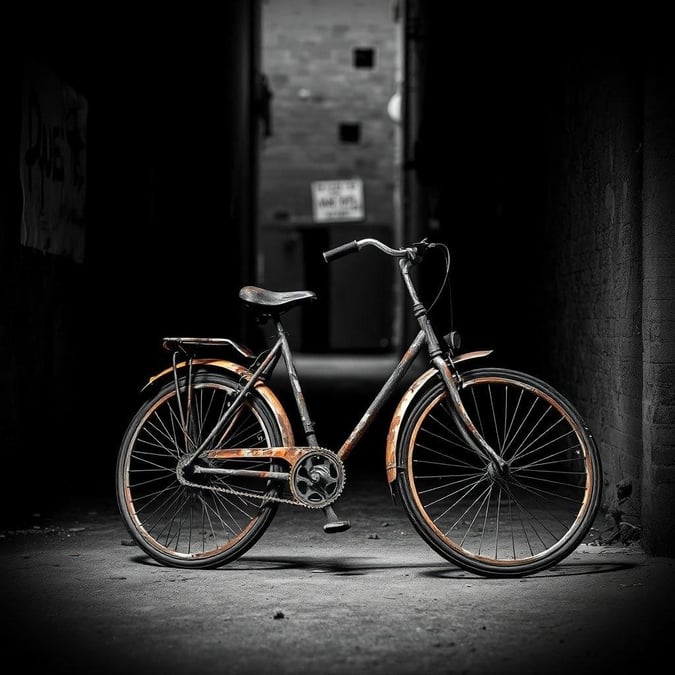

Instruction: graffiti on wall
[20,63,88,263]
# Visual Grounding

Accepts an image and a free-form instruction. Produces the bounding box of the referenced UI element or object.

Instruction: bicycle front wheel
[397,368,602,577]
[116,370,286,569]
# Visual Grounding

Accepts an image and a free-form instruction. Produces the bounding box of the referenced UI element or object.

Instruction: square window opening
[353,47,375,69]
[338,122,361,144]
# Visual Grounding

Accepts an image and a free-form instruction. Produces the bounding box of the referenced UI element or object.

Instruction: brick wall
[259,0,398,226]
[642,65,675,555]
[544,59,644,534]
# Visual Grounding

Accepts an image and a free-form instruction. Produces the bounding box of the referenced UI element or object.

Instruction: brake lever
[409,237,432,263]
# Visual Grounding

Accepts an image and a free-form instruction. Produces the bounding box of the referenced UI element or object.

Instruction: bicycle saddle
[239,286,317,314]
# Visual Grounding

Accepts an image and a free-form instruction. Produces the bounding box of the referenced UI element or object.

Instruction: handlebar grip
[323,240,359,262]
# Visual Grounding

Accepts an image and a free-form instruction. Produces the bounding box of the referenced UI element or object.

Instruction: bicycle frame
[164,251,503,493]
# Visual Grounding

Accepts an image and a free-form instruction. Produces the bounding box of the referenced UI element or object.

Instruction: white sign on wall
[311,179,364,222]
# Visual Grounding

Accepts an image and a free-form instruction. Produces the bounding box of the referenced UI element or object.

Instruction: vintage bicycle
[116,237,601,578]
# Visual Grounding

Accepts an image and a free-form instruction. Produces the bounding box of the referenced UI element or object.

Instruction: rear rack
[161,337,255,359]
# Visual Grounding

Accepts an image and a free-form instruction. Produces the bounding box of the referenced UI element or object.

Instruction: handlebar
[323,237,435,263]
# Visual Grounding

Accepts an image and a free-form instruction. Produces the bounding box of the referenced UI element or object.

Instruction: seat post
[276,318,319,447]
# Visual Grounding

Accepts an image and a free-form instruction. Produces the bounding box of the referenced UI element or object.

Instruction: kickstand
[322,504,351,533]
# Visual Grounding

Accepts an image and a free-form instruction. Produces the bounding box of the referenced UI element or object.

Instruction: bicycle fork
[400,258,506,475]
[432,354,507,473]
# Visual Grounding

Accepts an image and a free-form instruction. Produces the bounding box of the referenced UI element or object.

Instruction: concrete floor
[3,354,673,674]
[2,471,674,675]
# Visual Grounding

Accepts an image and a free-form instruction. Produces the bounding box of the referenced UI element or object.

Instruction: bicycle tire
[116,370,285,568]
[396,367,602,577]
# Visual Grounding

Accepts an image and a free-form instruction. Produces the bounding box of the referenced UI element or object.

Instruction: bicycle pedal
[323,519,351,534]
[322,503,351,533]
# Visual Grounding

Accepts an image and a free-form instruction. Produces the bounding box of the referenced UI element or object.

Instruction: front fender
[385,350,493,485]
[143,358,295,446]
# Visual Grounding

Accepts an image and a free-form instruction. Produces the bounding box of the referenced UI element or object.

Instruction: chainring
[289,449,346,509]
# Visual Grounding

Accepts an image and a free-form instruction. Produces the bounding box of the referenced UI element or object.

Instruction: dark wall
[543,49,644,522]
[408,5,675,552]
[410,5,552,375]
[0,4,261,523]
[641,56,675,555]
[83,10,262,496]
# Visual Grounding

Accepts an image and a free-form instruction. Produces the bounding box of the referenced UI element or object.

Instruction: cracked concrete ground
[2,471,674,675]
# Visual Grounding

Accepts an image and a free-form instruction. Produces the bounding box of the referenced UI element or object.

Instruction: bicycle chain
[177,449,346,509]
[179,474,303,506]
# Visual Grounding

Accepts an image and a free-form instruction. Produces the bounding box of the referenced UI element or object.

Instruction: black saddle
[239,286,317,315]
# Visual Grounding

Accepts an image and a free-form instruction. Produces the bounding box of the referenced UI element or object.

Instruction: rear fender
[385,349,493,486]
[142,358,295,445]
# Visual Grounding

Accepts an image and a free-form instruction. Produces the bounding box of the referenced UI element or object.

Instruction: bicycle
[116,237,602,578]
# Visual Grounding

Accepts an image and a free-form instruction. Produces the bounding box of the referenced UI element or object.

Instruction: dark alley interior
[1,3,674,562]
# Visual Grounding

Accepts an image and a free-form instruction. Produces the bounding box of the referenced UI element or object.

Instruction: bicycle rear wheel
[116,370,286,568]
[396,368,601,577]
